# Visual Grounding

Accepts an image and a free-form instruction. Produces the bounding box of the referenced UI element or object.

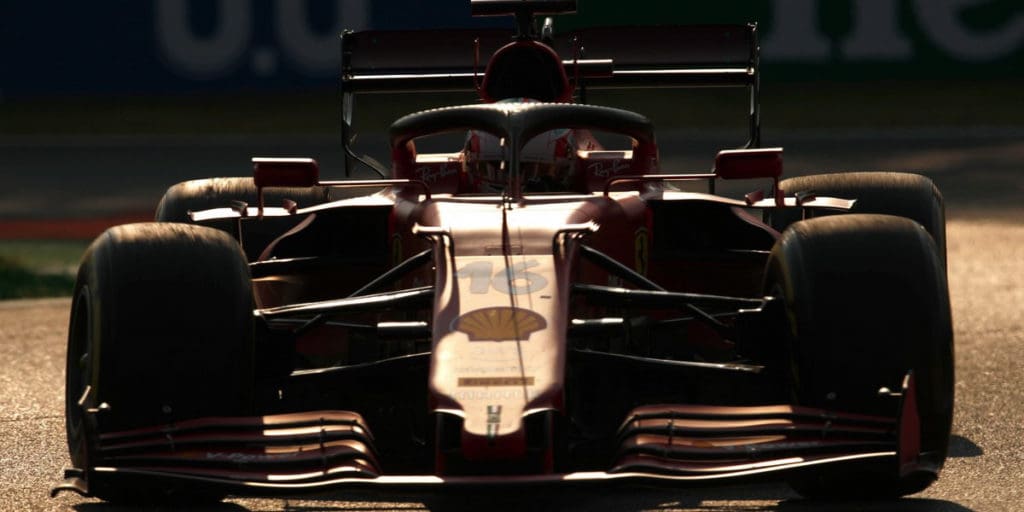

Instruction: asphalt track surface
[2,131,1023,510]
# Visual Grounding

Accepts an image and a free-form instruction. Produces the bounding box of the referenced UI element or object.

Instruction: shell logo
[453,307,547,341]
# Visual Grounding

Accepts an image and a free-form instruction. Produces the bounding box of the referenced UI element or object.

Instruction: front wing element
[53,384,932,498]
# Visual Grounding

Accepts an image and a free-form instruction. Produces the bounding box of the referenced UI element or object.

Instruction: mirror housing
[713,148,783,180]
[252,157,320,217]
[253,157,320,188]
[714,148,784,206]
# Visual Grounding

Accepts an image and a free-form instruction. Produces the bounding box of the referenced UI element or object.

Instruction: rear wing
[340,24,760,175]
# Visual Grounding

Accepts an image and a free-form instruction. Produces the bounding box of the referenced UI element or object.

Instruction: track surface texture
[2,131,1023,511]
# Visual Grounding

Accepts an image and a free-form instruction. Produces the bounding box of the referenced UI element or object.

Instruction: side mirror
[252,157,320,188]
[714,148,785,206]
[713,148,783,180]
[252,157,320,216]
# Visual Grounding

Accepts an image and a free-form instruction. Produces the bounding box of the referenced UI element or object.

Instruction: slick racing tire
[156,177,332,260]
[65,223,254,504]
[155,177,331,223]
[765,214,953,499]
[770,172,946,262]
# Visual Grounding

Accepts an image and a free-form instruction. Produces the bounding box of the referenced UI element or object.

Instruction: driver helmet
[464,98,577,193]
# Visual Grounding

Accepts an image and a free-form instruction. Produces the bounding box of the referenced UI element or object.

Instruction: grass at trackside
[0,241,88,299]
[1,80,1020,137]
[0,240,89,275]
[0,259,76,299]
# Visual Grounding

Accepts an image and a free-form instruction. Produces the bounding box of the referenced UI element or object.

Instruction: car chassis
[56,0,952,503]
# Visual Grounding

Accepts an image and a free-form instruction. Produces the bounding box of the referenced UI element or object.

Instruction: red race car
[57,0,952,504]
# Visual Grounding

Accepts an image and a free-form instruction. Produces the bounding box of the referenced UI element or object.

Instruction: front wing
[54,376,932,498]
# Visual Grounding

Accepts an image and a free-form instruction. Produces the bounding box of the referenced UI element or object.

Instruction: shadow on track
[66,486,976,512]
[948,434,983,458]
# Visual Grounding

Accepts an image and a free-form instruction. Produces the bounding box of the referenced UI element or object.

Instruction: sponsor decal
[453,306,546,341]
[458,376,535,387]
[587,159,630,178]
[486,405,502,439]
[416,164,460,184]
[454,389,525,401]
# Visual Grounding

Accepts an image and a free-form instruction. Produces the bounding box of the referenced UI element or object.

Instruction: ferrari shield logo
[634,228,649,275]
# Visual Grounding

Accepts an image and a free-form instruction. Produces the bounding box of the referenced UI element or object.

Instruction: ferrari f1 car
[56,0,953,503]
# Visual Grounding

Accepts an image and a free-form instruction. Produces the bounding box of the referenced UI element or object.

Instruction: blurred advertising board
[1,0,1020,99]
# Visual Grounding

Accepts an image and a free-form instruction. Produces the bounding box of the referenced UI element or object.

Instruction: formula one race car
[56,0,953,504]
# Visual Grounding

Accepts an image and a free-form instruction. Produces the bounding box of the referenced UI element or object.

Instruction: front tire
[766,214,953,498]
[66,223,254,503]
[771,172,946,261]
[155,177,331,223]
